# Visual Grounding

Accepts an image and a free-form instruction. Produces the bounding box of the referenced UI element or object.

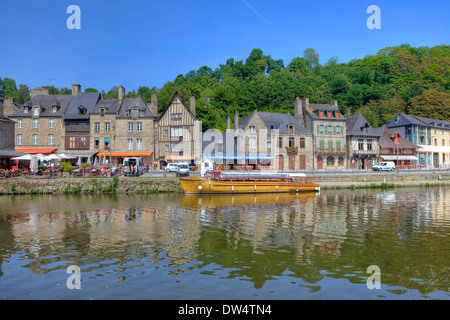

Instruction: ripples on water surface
[0,187,449,300]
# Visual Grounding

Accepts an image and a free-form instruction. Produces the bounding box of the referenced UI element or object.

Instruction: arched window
[327,156,334,166]
[338,157,344,166]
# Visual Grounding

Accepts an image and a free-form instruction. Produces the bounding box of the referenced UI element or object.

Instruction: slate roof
[346,113,383,137]
[117,96,155,118]
[8,94,72,118]
[93,99,121,114]
[63,92,101,120]
[387,114,450,130]
[378,126,421,149]
[239,111,312,134]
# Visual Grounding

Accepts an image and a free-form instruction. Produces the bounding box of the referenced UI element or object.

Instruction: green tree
[408,89,450,121]
[17,84,30,104]
[303,48,320,71]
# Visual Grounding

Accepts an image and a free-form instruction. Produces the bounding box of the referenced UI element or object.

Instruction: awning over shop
[97,152,153,157]
[381,155,418,161]
[0,150,27,157]
[15,148,56,154]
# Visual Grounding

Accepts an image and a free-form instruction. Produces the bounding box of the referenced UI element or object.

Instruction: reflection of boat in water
[179,171,320,194]
[181,191,319,210]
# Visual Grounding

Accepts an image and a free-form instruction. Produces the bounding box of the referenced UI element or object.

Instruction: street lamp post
[109,125,116,177]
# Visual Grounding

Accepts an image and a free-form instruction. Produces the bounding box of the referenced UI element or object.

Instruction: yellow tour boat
[179,171,320,194]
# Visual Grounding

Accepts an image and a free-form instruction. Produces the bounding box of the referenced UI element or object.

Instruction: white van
[123,157,143,175]
[177,162,190,176]
[372,161,395,171]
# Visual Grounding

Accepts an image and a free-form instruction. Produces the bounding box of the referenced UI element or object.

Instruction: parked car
[372,161,395,171]
[177,162,190,176]
[165,163,179,172]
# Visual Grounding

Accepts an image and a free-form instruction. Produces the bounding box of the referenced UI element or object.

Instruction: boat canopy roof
[211,171,306,179]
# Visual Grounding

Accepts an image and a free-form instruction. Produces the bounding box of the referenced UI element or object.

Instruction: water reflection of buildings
[1,188,449,292]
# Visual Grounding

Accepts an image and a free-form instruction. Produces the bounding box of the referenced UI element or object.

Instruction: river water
[0,187,449,300]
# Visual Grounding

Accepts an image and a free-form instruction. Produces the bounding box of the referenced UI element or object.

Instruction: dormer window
[23,106,30,113]
[140,109,146,116]
[78,106,86,116]
[125,110,130,117]
[100,108,105,116]
[52,106,58,113]
[288,124,294,134]
[33,107,39,116]
[131,108,139,118]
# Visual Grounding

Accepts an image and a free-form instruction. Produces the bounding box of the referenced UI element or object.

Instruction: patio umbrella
[77,157,82,167]
[93,157,98,168]
[12,154,45,161]
[42,154,62,161]
[102,155,107,166]
[87,157,92,166]
[11,154,33,160]
[30,154,39,174]
[57,153,76,159]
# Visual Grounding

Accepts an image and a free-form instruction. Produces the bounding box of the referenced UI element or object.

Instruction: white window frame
[33,118,39,128]
[249,137,257,149]
[136,138,143,150]
[49,118,55,128]
[127,138,133,150]
[17,134,22,145]
[32,134,38,145]
[128,122,134,132]
[136,122,142,132]
[17,119,23,128]
[171,126,183,137]
[48,134,54,145]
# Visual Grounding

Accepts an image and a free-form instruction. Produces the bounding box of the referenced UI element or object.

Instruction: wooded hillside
[1,44,449,130]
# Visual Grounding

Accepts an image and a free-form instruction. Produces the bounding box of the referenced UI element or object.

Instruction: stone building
[1,100,24,169]
[7,88,72,155]
[346,113,383,170]
[235,109,314,170]
[378,126,421,167]
[296,97,348,170]
[93,84,157,166]
[61,84,101,159]
[386,114,450,168]
[155,92,201,168]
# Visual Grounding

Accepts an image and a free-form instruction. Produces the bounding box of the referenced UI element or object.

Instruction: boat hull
[179,177,320,194]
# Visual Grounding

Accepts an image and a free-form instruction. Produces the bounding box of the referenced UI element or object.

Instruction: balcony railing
[315,148,348,155]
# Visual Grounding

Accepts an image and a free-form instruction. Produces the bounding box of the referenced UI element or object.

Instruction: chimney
[31,87,50,98]
[72,84,81,96]
[226,116,231,131]
[151,93,158,116]
[190,96,196,116]
[330,100,338,109]
[301,97,309,110]
[118,84,125,101]
[294,96,303,122]
[234,110,239,132]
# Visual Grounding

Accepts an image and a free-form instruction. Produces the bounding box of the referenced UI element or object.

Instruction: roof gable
[156,91,197,122]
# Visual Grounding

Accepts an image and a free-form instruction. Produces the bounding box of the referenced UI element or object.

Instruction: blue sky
[0,0,448,93]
